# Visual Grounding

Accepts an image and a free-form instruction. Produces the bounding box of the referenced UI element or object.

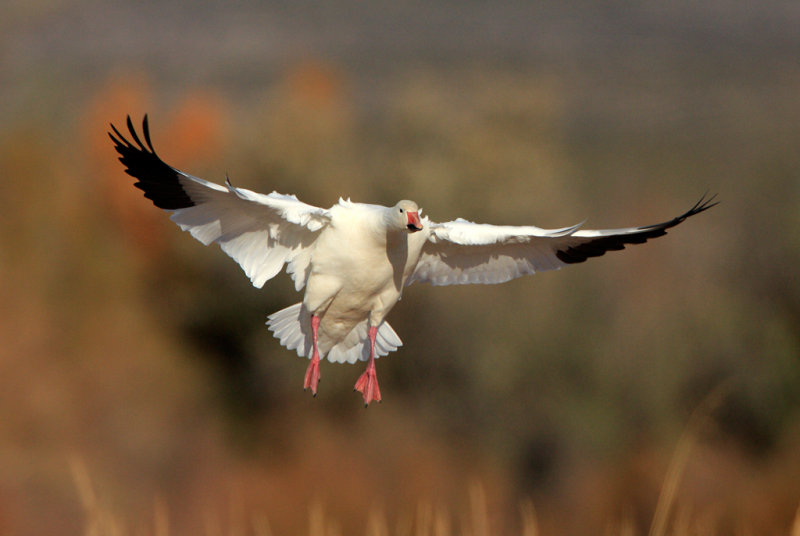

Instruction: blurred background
[1,1,799,534]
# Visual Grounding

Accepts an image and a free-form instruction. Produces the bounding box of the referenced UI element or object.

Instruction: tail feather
[266,303,311,357]
[266,303,402,364]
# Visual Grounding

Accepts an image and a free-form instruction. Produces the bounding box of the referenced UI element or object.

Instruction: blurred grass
[68,402,800,536]
[1,19,800,535]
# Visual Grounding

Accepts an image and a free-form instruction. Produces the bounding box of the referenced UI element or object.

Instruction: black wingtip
[555,193,718,264]
[142,114,154,152]
[109,114,196,210]
[639,192,719,232]
[667,192,719,227]
[125,115,144,150]
[690,192,720,216]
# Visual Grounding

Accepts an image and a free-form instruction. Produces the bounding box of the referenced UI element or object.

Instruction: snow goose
[110,116,717,406]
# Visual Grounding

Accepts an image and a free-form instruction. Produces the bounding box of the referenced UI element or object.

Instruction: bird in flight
[110,116,716,406]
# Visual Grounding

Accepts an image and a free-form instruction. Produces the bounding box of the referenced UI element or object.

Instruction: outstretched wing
[109,115,330,290]
[408,195,717,286]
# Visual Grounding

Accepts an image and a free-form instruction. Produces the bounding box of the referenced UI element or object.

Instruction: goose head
[388,200,423,233]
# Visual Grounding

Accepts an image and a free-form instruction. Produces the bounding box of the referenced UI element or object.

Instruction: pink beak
[406,211,422,232]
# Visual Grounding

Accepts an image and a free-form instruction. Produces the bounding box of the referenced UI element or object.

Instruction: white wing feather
[408,195,717,286]
[109,116,330,291]
[407,218,581,286]
[170,174,329,290]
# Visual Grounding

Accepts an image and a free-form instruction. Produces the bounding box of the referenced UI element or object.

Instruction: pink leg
[303,315,322,396]
[354,326,382,406]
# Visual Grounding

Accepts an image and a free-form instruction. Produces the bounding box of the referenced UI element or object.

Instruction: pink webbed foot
[355,325,382,407]
[354,365,382,406]
[303,355,321,396]
[304,315,322,397]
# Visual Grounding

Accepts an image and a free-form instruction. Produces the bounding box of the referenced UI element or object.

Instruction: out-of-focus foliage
[1,1,799,534]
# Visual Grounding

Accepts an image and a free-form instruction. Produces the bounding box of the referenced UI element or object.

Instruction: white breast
[300,202,422,359]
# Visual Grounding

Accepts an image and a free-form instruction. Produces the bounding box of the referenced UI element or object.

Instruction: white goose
[110,116,716,406]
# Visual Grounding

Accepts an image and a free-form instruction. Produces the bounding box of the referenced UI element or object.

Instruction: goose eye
[399,208,404,213]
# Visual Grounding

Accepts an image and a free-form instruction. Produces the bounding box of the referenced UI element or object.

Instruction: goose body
[110,116,716,405]
[287,200,427,362]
